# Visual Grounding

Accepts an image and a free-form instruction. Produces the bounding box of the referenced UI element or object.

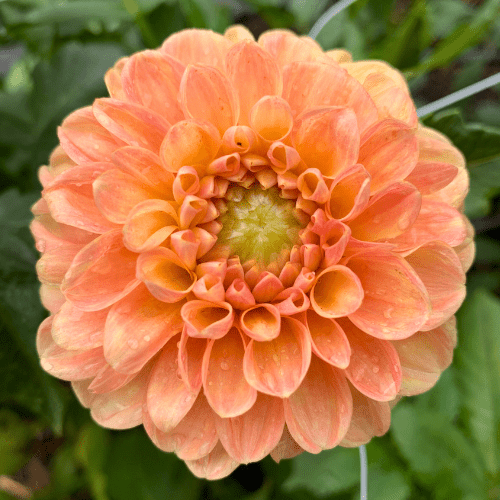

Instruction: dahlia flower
[32,25,474,479]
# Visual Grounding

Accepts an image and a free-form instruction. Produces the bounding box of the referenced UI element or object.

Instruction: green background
[1,0,500,498]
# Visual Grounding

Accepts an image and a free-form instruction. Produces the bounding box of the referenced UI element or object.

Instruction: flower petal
[104,284,184,374]
[93,98,170,153]
[273,287,310,316]
[240,304,281,341]
[270,425,305,463]
[393,317,457,396]
[181,300,234,339]
[283,61,378,134]
[202,327,257,418]
[339,319,401,401]
[359,118,418,193]
[180,65,239,135]
[348,181,421,241]
[225,40,282,126]
[292,107,359,178]
[88,364,136,394]
[305,310,351,369]
[147,335,199,434]
[346,249,431,339]
[243,316,311,398]
[178,329,206,393]
[249,95,293,142]
[310,265,364,318]
[61,230,139,311]
[185,441,239,480]
[215,393,284,463]
[405,161,458,195]
[284,356,353,453]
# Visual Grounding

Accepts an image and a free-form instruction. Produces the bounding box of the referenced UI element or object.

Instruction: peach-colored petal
[137,247,196,303]
[283,61,378,133]
[454,217,475,272]
[326,49,352,63]
[405,161,458,195]
[318,220,351,267]
[88,364,136,394]
[43,162,118,234]
[297,168,329,203]
[180,65,239,135]
[341,385,391,447]
[61,230,139,311]
[121,50,185,124]
[160,120,221,173]
[93,98,170,153]
[104,57,128,100]
[185,441,239,480]
[72,379,97,408]
[270,425,305,463]
[91,366,149,429]
[284,357,352,453]
[225,278,256,310]
[181,300,234,339]
[147,335,198,433]
[226,40,282,126]
[299,244,322,271]
[273,288,310,316]
[359,118,418,193]
[243,316,311,398]
[388,200,468,252]
[123,199,178,253]
[258,30,326,69]
[178,330,206,393]
[405,241,466,331]
[93,169,157,224]
[252,272,285,303]
[216,393,285,463]
[161,29,231,72]
[292,107,359,178]
[224,25,255,43]
[104,284,184,374]
[52,301,108,350]
[172,166,200,203]
[348,181,421,241]
[192,274,225,302]
[393,318,457,396]
[57,107,125,164]
[326,164,371,221]
[310,265,364,318]
[249,95,293,142]
[305,310,351,369]
[240,304,281,341]
[36,243,81,285]
[221,126,258,156]
[293,267,316,293]
[202,327,257,418]
[144,394,218,460]
[346,249,430,339]
[267,142,302,174]
[40,284,66,313]
[339,319,401,401]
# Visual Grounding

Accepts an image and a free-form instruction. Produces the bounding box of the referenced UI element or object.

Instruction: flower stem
[359,445,368,500]
[309,0,360,40]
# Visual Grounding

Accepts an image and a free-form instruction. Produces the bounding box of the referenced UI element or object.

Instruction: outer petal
[91,367,149,429]
[147,335,198,434]
[225,41,282,126]
[104,284,184,374]
[178,330,206,392]
[202,327,257,418]
[121,50,185,124]
[346,249,431,339]
[341,385,391,447]
[405,241,466,330]
[405,161,458,195]
[358,118,418,193]
[93,98,170,154]
[284,356,353,453]
[270,425,305,463]
[61,230,139,311]
[215,393,285,463]
[224,25,255,43]
[292,106,359,178]
[243,316,311,398]
[57,107,125,164]
[161,29,231,72]
[393,317,457,396]
[185,441,239,480]
[339,319,401,401]
[305,310,351,369]
[348,181,421,241]
[88,364,136,394]
[282,61,378,133]
[180,65,239,135]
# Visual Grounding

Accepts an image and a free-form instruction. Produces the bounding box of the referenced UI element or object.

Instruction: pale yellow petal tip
[326,48,353,63]
[224,25,255,44]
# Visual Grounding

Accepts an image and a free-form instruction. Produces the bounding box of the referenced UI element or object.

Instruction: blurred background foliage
[0,0,500,498]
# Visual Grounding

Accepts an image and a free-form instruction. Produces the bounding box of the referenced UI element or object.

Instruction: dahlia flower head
[32,26,474,479]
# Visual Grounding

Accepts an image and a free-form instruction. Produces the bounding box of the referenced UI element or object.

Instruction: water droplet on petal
[144,335,151,342]
[372,366,380,374]
[220,361,229,371]
[127,339,139,349]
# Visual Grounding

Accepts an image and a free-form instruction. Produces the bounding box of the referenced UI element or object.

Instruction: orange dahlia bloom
[32,26,474,479]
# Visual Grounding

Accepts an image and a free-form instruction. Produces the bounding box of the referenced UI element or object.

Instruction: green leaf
[423,108,500,166]
[178,0,231,31]
[464,160,500,218]
[391,406,486,498]
[282,447,359,496]
[455,290,500,475]
[106,428,202,500]
[428,0,473,38]
[404,0,500,79]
